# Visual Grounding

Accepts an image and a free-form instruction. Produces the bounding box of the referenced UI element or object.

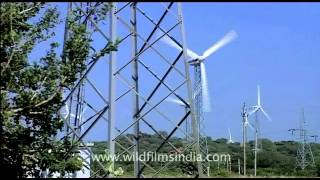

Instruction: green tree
[315,157,320,176]
[0,2,118,178]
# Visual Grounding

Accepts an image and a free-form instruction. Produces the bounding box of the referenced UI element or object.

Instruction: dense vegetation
[0,2,117,178]
[91,132,320,177]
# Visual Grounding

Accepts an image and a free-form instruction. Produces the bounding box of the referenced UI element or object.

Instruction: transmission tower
[194,66,210,176]
[57,2,206,178]
[288,108,315,170]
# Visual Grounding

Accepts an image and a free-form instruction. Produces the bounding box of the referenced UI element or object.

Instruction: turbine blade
[228,128,232,140]
[200,63,211,112]
[186,49,201,60]
[248,121,255,131]
[165,97,186,106]
[257,85,261,106]
[248,107,259,116]
[244,116,255,131]
[260,107,272,121]
[159,32,200,59]
[201,30,238,59]
[160,32,182,51]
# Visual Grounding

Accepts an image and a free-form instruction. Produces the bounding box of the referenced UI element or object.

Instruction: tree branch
[18,3,42,15]
[11,77,66,114]
[12,87,61,113]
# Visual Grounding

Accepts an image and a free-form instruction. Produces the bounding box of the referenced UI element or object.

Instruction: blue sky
[29,2,320,143]
[181,2,320,142]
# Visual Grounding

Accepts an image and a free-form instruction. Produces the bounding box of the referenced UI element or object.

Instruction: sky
[29,2,320,143]
[181,2,320,142]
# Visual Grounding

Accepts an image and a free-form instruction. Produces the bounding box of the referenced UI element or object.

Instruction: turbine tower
[248,85,272,177]
[160,29,238,175]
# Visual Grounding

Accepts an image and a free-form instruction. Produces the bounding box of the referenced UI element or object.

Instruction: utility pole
[238,159,241,175]
[225,159,232,175]
[254,126,258,177]
[226,160,228,174]
[241,103,248,176]
[228,159,232,175]
[253,112,260,177]
[288,108,315,170]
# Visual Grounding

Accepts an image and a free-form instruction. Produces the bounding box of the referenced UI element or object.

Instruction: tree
[0,2,118,178]
[315,157,320,177]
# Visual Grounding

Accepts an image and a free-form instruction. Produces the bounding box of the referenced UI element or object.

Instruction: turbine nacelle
[188,58,205,65]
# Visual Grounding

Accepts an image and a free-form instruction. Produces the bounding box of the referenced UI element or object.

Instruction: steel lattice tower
[57,2,207,178]
[194,65,210,176]
[288,108,315,170]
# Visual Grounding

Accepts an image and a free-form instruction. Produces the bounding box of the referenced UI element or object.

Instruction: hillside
[90,132,320,177]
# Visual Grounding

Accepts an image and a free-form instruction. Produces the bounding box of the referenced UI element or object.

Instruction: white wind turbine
[161,30,237,176]
[159,30,238,112]
[249,85,272,122]
[227,128,234,144]
[248,85,271,177]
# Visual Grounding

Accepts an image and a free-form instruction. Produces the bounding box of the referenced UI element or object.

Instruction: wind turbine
[160,29,237,177]
[159,30,238,113]
[249,85,272,122]
[248,85,271,177]
[227,128,234,144]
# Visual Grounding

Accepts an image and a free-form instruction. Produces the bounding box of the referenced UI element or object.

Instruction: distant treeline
[91,132,320,177]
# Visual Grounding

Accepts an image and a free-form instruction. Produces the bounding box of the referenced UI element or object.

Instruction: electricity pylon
[288,108,315,170]
[58,2,204,178]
